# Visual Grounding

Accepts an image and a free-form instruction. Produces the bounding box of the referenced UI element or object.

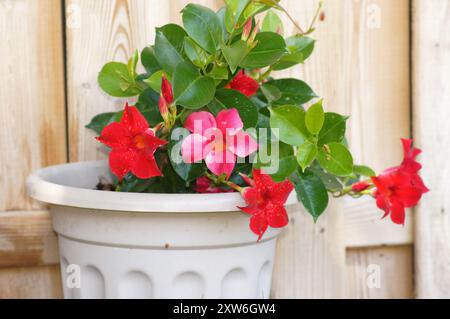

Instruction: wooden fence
[0,0,448,299]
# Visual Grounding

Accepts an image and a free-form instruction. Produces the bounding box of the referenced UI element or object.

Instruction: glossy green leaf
[98,62,142,97]
[318,112,348,145]
[214,88,259,128]
[184,37,210,68]
[272,36,315,70]
[240,32,287,68]
[354,165,376,177]
[297,141,318,172]
[154,24,187,75]
[135,88,163,127]
[309,165,344,193]
[254,142,297,182]
[317,143,354,176]
[141,46,161,75]
[266,78,317,106]
[173,62,216,109]
[143,70,171,93]
[224,0,251,25]
[86,112,118,135]
[292,169,329,222]
[260,83,282,102]
[208,64,229,80]
[262,11,284,34]
[182,4,223,54]
[269,105,310,146]
[305,99,325,135]
[222,40,250,73]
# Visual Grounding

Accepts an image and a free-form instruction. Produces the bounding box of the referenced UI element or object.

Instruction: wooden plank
[0,265,62,299]
[272,202,345,298]
[346,246,413,299]
[273,0,411,298]
[413,0,450,299]
[0,211,59,268]
[0,0,67,211]
[66,0,172,161]
[344,198,414,248]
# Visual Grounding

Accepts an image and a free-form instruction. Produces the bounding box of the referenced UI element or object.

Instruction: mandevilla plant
[87,0,428,241]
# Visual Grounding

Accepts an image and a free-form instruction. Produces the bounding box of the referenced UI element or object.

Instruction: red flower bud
[161,75,174,105]
[352,181,371,192]
[242,19,253,41]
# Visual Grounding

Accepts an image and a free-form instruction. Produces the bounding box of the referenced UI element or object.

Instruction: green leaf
[309,165,344,193]
[154,24,187,76]
[182,4,223,54]
[184,37,210,68]
[169,128,206,182]
[305,99,325,135]
[260,83,282,102]
[208,64,229,80]
[272,36,315,70]
[135,88,163,127]
[224,0,251,25]
[266,78,317,106]
[297,141,318,172]
[292,169,329,222]
[222,40,250,73]
[98,62,142,97]
[240,32,287,68]
[317,143,354,176]
[143,70,171,93]
[318,112,348,145]
[262,11,284,34]
[353,165,376,177]
[213,88,259,128]
[141,46,161,75]
[254,142,297,182]
[269,105,310,146]
[86,112,117,135]
[128,50,139,80]
[173,62,216,109]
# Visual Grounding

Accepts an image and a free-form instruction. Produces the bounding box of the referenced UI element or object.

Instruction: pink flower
[181,109,258,178]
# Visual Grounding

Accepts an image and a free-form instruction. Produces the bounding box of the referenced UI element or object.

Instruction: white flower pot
[27,161,297,299]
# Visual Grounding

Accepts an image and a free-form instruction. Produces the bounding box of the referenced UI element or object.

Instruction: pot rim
[27,161,298,213]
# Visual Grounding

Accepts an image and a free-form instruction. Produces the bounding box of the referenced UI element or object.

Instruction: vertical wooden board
[66,0,171,161]
[346,246,414,299]
[272,0,410,298]
[0,265,62,299]
[413,0,450,299]
[272,202,345,298]
[0,0,67,210]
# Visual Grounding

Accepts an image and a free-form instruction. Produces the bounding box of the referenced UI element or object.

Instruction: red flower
[97,103,167,181]
[227,71,259,97]
[195,177,234,194]
[239,169,294,241]
[372,139,429,225]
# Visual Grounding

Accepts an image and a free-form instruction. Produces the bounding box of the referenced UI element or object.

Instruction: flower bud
[242,19,253,41]
[352,181,371,192]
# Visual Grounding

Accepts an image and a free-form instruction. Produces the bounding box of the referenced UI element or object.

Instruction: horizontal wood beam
[0,211,59,268]
[0,204,413,269]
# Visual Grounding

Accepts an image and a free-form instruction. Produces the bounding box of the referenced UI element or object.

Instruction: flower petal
[227,131,259,158]
[109,149,135,181]
[97,122,132,149]
[249,214,269,242]
[181,134,209,163]
[266,204,289,228]
[216,109,244,136]
[252,169,277,193]
[270,180,294,205]
[184,112,217,135]
[121,104,149,135]
[131,150,163,179]
[228,71,259,97]
[390,200,406,225]
[205,149,236,177]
